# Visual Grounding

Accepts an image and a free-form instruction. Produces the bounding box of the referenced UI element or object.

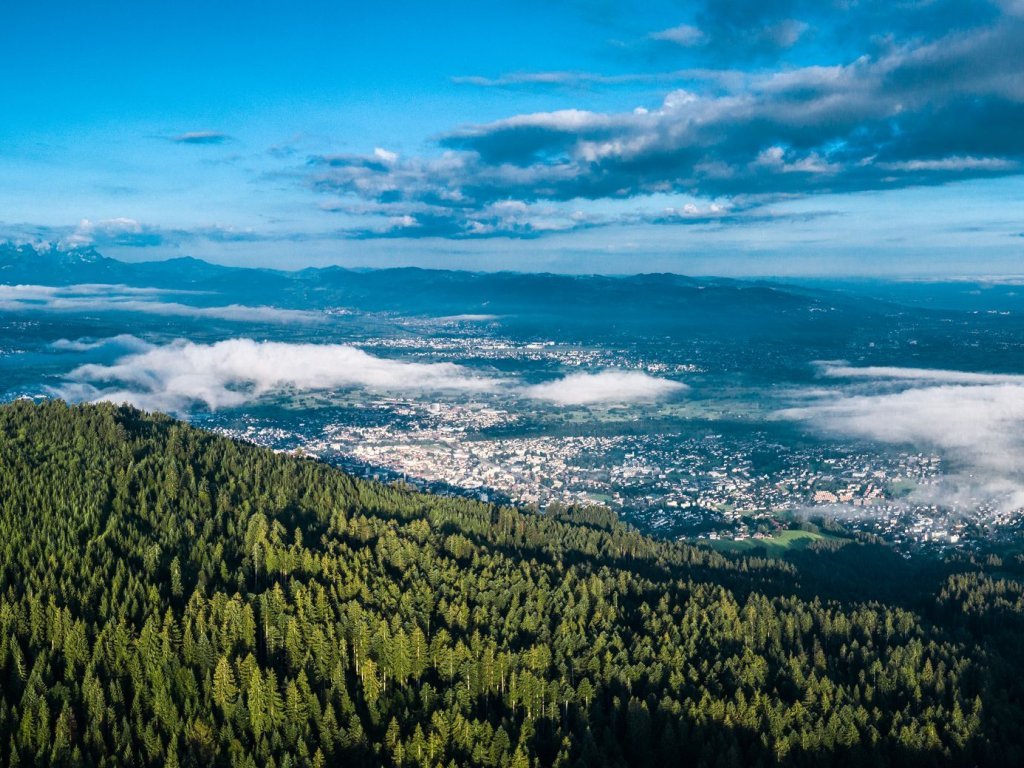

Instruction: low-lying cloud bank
[55,339,501,413]
[782,364,1024,511]
[432,314,501,322]
[0,284,321,324]
[50,334,154,353]
[522,370,688,405]
[816,361,1024,386]
[50,339,689,414]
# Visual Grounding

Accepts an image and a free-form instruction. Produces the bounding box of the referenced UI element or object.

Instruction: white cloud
[432,314,500,322]
[55,338,502,412]
[878,156,1018,173]
[450,69,744,88]
[817,362,1024,385]
[50,334,154,353]
[650,24,705,47]
[752,146,839,174]
[764,19,808,49]
[522,370,687,405]
[781,365,1024,511]
[312,19,1024,240]
[64,218,153,248]
[0,283,321,324]
[44,335,693,415]
[783,384,1024,464]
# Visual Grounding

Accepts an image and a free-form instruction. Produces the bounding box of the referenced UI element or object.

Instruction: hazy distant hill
[0,243,237,287]
[8,242,1024,379]
[0,243,130,284]
[0,242,874,340]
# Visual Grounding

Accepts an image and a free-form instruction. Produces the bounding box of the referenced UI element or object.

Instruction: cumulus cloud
[437,22,1024,195]
[320,196,607,240]
[451,69,744,89]
[55,339,503,413]
[0,284,321,324]
[781,365,1024,511]
[307,10,1024,239]
[522,370,688,405]
[63,218,164,248]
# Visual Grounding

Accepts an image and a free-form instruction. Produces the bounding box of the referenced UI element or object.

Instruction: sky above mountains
[2,0,1022,275]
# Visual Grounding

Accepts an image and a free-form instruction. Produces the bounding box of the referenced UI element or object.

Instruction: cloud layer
[4,0,1021,260]
[0,284,321,324]
[24,218,297,250]
[57,339,502,412]
[307,8,1024,239]
[50,334,154,353]
[51,340,690,414]
[782,364,1024,511]
[817,362,1024,386]
[522,370,688,405]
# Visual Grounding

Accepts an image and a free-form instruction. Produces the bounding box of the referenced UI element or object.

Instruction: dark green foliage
[1,400,1023,767]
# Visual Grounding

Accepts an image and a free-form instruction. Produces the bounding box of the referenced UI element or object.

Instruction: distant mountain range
[0,242,238,287]
[4,241,1023,345]
[0,242,869,335]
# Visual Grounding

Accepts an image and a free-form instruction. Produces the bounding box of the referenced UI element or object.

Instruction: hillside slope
[1,401,1023,767]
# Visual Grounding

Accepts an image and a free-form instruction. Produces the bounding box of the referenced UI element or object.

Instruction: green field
[705,528,846,555]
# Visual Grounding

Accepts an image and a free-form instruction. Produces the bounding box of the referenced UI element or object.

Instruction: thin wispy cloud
[878,157,1019,173]
[817,362,1024,385]
[649,24,706,47]
[0,284,322,324]
[2,219,336,252]
[50,334,154,353]
[431,314,500,322]
[451,69,746,90]
[667,0,999,63]
[170,131,231,145]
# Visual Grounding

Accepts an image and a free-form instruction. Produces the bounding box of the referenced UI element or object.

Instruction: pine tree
[213,656,238,712]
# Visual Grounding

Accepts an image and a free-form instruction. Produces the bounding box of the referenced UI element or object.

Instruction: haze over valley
[5,244,1024,553]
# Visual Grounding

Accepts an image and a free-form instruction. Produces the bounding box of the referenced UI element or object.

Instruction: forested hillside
[1,401,1024,767]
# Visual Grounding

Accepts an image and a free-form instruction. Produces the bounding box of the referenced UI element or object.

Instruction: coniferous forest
[3,400,1024,767]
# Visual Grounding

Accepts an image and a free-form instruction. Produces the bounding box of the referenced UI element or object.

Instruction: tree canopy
[1,400,1023,767]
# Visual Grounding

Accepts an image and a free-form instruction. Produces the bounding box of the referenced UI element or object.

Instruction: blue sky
[1,0,1022,275]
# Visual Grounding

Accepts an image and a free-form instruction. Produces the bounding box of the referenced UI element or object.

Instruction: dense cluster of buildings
[209,389,1021,554]
[361,332,702,375]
